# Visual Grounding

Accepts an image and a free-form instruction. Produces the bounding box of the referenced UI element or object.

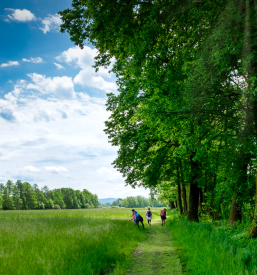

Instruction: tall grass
[0,208,148,275]
[167,212,257,275]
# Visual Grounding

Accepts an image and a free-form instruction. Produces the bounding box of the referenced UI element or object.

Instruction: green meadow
[0,208,151,275]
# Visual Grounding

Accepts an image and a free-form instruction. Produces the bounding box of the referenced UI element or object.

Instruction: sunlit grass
[0,208,156,275]
[167,211,257,275]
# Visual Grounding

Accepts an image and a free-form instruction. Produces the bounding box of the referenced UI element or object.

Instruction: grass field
[0,208,155,275]
[167,211,257,275]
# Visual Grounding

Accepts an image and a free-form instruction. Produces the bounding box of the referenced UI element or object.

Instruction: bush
[84,203,91,209]
[53,205,61,209]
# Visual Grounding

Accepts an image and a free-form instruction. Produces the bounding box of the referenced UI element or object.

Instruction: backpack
[160,210,165,216]
[135,212,142,219]
[147,210,152,217]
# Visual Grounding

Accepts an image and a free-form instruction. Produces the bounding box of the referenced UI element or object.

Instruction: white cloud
[40,14,62,34]
[0,61,19,68]
[57,46,117,93]
[5,8,36,22]
[45,166,67,174]
[54,63,64,69]
[26,73,75,99]
[0,46,148,198]
[22,57,44,64]
[24,166,41,172]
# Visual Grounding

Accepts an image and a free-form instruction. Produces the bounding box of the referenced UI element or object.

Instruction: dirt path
[124,217,184,275]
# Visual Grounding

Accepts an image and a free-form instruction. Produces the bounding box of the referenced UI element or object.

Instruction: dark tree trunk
[182,184,188,215]
[177,183,183,215]
[187,183,200,221]
[249,171,257,236]
[179,160,187,214]
[187,155,200,221]
[228,194,242,225]
[169,200,175,209]
[229,154,249,225]
[177,163,184,215]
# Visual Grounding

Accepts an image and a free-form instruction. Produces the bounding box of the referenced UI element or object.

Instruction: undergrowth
[167,210,257,275]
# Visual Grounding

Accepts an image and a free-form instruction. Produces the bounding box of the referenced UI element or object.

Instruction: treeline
[60,0,257,235]
[0,180,99,210]
[102,196,165,208]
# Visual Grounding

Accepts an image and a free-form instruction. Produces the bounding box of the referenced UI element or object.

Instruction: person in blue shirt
[129,209,144,229]
[145,207,152,226]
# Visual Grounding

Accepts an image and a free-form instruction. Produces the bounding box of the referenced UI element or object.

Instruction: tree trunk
[182,184,188,214]
[176,163,184,215]
[179,160,187,214]
[249,171,257,237]
[187,183,200,221]
[228,194,242,225]
[169,200,175,209]
[177,183,183,215]
[174,200,178,208]
[187,155,200,221]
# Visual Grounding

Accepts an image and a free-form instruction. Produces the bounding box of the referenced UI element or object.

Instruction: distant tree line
[101,196,165,208]
[0,180,99,210]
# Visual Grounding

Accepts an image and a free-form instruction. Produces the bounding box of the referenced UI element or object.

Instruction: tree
[12,185,23,210]
[0,192,3,210]
[2,187,15,210]
[59,0,257,226]
[22,182,38,210]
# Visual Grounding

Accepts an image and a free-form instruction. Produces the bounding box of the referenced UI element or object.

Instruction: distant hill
[98,198,117,204]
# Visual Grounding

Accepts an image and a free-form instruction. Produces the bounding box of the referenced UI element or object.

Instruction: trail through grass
[120,217,183,275]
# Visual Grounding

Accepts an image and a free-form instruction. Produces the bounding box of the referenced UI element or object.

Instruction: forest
[104,196,165,208]
[0,180,99,210]
[59,0,257,236]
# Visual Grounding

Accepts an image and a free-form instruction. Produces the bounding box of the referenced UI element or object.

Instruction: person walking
[160,208,167,226]
[145,207,152,226]
[129,209,145,229]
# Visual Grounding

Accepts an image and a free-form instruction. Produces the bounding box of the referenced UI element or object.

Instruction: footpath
[124,217,184,275]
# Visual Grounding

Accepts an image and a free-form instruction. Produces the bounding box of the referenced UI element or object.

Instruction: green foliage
[59,0,257,225]
[2,187,15,210]
[0,193,3,210]
[110,196,165,208]
[0,208,146,275]
[0,180,99,211]
[167,212,257,274]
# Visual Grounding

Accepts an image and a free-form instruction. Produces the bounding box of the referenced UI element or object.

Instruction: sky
[0,0,149,199]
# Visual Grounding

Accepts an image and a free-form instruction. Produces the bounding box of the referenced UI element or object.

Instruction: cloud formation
[5,8,36,22]
[0,61,19,68]
[27,73,75,99]
[45,166,67,174]
[57,46,117,93]
[22,57,44,63]
[24,166,41,172]
[40,14,62,34]
[54,63,64,69]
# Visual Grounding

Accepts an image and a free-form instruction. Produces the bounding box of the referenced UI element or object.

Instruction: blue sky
[0,0,149,198]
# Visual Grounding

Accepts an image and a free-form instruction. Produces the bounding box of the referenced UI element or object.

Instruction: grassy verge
[166,210,257,275]
[0,208,149,275]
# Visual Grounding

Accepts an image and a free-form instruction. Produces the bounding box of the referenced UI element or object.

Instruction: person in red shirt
[160,208,167,226]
